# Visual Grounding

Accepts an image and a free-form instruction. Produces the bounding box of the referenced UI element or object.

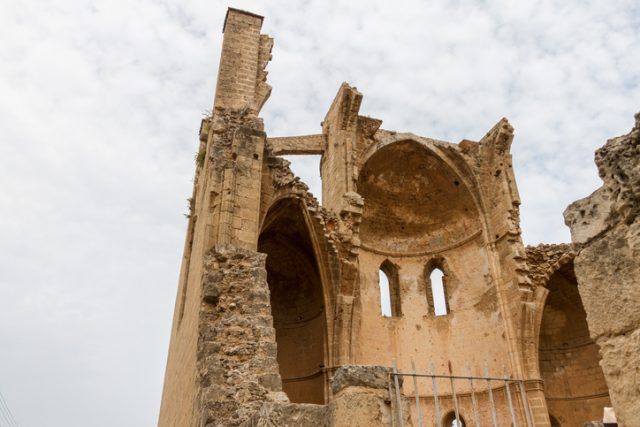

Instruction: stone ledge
[331,365,399,394]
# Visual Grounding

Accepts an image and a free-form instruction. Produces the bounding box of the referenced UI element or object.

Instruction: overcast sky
[0,0,638,426]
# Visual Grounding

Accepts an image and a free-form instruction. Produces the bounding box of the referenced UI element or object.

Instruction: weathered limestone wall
[355,244,510,377]
[198,246,285,427]
[214,9,272,113]
[240,365,405,427]
[564,113,640,426]
[328,365,403,427]
[352,134,505,376]
[325,107,539,424]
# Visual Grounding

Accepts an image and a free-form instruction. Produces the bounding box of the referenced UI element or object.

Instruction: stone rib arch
[260,155,341,312]
[537,252,576,289]
[522,245,577,378]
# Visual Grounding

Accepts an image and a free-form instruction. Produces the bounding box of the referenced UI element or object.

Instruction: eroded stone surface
[525,243,574,288]
[565,112,640,426]
[240,402,329,427]
[330,365,397,394]
[198,246,285,427]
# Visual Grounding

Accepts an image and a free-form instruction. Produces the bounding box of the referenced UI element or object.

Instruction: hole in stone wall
[549,414,561,427]
[443,412,466,427]
[284,155,322,201]
[430,268,448,316]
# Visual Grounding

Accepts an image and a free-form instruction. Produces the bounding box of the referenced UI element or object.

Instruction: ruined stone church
[159,8,639,427]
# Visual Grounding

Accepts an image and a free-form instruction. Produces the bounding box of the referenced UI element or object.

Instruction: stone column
[159,8,277,427]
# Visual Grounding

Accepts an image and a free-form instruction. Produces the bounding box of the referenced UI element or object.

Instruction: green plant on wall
[195,150,205,168]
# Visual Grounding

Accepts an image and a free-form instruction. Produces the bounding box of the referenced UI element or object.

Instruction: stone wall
[198,246,286,426]
[564,113,640,426]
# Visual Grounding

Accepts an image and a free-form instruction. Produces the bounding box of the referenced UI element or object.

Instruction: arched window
[443,412,466,427]
[426,260,450,316]
[379,260,401,317]
[430,268,448,315]
[379,269,392,317]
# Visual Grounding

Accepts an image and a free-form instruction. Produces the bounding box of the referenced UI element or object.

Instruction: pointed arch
[379,260,401,317]
[425,258,451,316]
[258,197,330,404]
[538,260,610,423]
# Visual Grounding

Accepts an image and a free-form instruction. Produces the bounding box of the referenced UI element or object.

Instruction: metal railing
[388,360,534,427]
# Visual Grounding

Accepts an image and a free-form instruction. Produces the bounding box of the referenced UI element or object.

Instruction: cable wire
[0,398,12,427]
[0,391,18,427]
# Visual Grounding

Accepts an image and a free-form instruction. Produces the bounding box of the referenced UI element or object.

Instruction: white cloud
[0,0,638,425]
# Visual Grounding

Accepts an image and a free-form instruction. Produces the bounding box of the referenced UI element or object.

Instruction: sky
[0,0,638,426]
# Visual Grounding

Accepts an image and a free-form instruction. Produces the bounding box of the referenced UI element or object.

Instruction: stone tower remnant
[158,8,627,427]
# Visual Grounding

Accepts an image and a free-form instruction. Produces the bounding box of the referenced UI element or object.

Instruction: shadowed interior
[539,262,610,427]
[258,198,326,404]
[357,140,480,253]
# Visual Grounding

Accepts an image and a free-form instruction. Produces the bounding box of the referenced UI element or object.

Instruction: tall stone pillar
[158,9,283,427]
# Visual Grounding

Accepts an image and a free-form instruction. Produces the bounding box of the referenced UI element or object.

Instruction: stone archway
[538,261,610,426]
[258,198,328,404]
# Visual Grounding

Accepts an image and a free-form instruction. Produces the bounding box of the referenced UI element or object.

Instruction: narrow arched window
[426,260,450,316]
[430,268,448,316]
[379,269,392,317]
[379,261,401,317]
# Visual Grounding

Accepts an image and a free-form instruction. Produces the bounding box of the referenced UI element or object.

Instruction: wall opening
[258,198,327,404]
[430,268,448,316]
[549,415,561,427]
[443,412,466,427]
[425,261,450,316]
[539,261,610,425]
[284,155,322,202]
[379,260,401,317]
[379,269,392,317]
